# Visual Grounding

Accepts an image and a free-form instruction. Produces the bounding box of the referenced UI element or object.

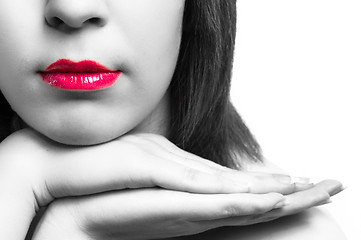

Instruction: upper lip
[41,59,119,73]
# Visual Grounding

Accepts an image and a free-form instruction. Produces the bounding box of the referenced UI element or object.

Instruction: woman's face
[0,0,184,145]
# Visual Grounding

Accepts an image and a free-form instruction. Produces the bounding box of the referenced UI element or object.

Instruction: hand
[203,179,344,227]
[0,128,302,239]
[2,128,305,205]
[30,180,343,240]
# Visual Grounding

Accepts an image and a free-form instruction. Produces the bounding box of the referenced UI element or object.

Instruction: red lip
[40,59,121,91]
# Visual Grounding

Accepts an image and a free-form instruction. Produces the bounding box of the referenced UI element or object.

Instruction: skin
[0,0,183,145]
[0,129,342,240]
[173,208,347,240]
[0,0,346,239]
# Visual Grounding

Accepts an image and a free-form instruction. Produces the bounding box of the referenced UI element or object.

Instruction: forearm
[0,133,42,240]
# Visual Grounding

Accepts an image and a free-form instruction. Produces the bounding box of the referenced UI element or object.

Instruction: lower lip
[40,72,121,91]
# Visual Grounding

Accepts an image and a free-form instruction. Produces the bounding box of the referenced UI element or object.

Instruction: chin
[41,126,125,146]
[18,110,135,146]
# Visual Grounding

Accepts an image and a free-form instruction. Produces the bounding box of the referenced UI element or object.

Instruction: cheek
[0,1,43,93]
[106,0,185,116]
[109,0,184,76]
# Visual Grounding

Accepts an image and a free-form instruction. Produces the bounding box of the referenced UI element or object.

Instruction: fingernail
[316,199,332,206]
[273,174,292,184]
[295,182,314,190]
[295,182,314,187]
[330,184,347,196]
[291,176,310,184]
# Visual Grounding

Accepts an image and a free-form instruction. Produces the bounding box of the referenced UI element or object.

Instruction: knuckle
[221,198,268,218]
[212,169,226,181]
[252,175,263,184]
[246,176,261,192]
[222,203,243,217]
[183,168,200,182]
[249,200,267,213]
[209,171,234,192]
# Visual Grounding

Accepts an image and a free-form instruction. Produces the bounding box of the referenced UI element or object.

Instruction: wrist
[0,159,39,239]
[0,130,51,239]
[0,128,54,213]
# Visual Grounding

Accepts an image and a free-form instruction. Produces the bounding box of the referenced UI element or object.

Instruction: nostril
[46,16,105,30]
[86,17,107,27]
[44,1,109,30]
[88,18,102,25]
[44,0,109,30]
[47,17,64,27]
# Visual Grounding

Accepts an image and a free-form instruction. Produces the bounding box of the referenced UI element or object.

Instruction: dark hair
[0,93,16,141]
[0,0,262,168]
[168,0,262,169]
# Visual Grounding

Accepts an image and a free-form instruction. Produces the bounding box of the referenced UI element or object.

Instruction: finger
[197,179,343,229]
[60,189,286,227]
[294,182,314,192]
[137,134,301,195]
[262,179,344,218]
[48,189,286,239]
[247,173,314,193]
[316,179,344,196]
[184,192,286,221]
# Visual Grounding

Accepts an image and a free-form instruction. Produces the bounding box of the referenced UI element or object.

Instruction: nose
[45,0,108,30]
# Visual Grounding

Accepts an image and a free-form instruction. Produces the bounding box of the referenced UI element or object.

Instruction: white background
[232,1,360,239]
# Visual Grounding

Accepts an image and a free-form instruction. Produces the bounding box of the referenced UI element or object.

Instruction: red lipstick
[40,59,121,90]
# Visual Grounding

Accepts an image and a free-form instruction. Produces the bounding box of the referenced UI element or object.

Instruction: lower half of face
[0,0,184,145]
